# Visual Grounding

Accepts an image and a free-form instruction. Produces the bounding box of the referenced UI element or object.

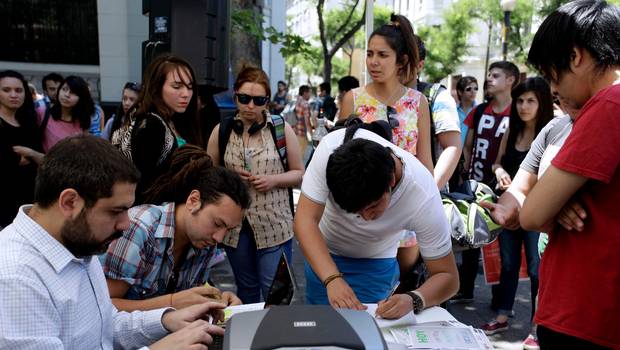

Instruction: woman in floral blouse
[338,14,433,172]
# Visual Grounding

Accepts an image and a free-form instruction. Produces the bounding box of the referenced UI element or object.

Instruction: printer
[222,305,388,350]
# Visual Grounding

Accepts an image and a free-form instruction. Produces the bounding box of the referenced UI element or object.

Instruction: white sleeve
[432,89,461,134]
[300,135,336,204]
[113,307,170,349]
[408,182,452,260]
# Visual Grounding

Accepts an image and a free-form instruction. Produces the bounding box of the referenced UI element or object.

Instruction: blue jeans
[495,228,540,319]
[224,219,293,304]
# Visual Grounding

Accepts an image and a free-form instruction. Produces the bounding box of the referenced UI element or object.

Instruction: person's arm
[206,124,221,166]
[376,252,458,319]
[462,128,474,171]
[480,168,538,230]
[249,123,304,192]
[293,194,365,310]
[434,131,462,188]
[492,131,511,190]
[337,90,354,122]
[12,145,45,165]
[520,165,588,232]
[416,97,434,173]
[107,278,237,312]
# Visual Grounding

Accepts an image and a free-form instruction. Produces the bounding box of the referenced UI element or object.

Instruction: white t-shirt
[301,128,452,260]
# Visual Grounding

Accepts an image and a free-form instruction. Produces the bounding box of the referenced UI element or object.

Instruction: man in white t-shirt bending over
[294,126,458,319]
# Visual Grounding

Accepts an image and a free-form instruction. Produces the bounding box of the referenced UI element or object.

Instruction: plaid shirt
[99,202,216,300]
[294,97,310,137]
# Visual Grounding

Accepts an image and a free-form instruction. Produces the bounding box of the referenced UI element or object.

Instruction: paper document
[364,303,417,329]
[223,302,265,322]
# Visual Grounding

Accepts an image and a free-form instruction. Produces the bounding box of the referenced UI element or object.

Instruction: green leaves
[231,8,314,60]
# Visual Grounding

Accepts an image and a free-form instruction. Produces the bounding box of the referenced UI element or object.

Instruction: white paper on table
[223,302,265,322]
[363,304,417,329]
[409,326,481,349]
[414,306,457,324]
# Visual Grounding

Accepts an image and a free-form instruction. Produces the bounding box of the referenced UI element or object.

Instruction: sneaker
[480,320,509,335]
[450,292,474,304]
[522,334,540,350]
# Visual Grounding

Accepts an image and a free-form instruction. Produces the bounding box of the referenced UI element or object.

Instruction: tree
[417,0,475,82]
[231,5,314,75]
[317,0,367,82]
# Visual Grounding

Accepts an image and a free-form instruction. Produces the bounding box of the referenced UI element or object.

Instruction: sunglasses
[386,106,400,128]
[465,86,479,92]
[236,93,269,106]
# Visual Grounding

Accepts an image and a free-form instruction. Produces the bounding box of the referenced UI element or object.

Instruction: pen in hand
[375,281,400,318]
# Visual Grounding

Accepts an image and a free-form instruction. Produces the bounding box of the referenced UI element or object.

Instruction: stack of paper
[365,305,492,350]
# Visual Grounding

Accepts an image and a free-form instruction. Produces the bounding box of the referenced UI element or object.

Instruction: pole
[502,10,511,61]
[364,0,374,85]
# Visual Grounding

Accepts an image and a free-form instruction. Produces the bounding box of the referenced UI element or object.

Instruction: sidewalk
[211,240,535,349]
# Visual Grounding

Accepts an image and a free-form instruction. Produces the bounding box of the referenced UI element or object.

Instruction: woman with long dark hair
[0,70,42,227]
[102,82,141,141]
[338,13,433,172]
[113,54,205,203]
[40,75,95,152]
[481,77,553,342]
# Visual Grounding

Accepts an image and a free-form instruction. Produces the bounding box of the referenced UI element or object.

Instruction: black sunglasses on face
[236,93,269,106]
[386,106,400,128]
[465,86,479,92]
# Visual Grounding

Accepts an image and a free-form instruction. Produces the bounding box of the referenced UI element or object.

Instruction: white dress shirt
[0,206,170,349]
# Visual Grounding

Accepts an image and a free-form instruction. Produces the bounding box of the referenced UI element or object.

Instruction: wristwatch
[405,291,424,314]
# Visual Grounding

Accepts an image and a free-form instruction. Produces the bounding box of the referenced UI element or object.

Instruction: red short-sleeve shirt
[535,84,620,348]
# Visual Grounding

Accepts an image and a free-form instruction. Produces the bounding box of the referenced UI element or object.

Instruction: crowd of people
[0,0,618,349]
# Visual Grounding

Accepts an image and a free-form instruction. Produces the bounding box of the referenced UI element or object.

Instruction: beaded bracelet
[322,272,344,287]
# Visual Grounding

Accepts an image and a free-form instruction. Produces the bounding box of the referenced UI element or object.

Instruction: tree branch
[328,0,361,43]
[327,0,367,58]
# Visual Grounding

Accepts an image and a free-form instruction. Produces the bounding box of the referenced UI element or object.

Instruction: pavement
[211,241,535,349]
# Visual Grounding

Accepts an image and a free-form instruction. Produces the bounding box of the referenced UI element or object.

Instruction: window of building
[0,0,99,65]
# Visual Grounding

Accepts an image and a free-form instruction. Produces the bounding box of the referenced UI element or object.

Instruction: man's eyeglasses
[386,106,399,128]
[236,93,269,106]
[465,86,478,92]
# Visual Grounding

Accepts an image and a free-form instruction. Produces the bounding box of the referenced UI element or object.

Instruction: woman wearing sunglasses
[456,76,478,145]
[207,66,303,303]
[113,54,205,204]
[338,14,433,173]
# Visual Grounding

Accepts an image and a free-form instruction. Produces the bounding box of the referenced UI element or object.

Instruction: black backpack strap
[39,108,52,137]
[218,115,235,166]
[473,102,488,127]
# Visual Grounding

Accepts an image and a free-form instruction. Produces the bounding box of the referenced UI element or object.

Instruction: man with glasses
[294,125,458,319]
[456,76,478,145]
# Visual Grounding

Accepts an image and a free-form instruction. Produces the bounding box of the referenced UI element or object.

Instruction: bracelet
[322,272,344,287]
[170,292,174,308]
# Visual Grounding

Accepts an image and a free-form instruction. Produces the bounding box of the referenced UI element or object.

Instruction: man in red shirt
[522,1,620,348]
[453,61,520,304]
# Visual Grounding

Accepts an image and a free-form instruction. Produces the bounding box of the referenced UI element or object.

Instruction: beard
[60,209,123,258]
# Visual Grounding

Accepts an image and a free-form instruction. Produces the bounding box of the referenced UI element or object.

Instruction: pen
[375,281,401,318]
[385,281,401,301]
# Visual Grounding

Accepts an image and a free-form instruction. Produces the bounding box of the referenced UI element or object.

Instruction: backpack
[218,114,294,215]
[441,180,502,250]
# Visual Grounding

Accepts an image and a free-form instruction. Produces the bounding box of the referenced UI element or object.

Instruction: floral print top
[352,86,423,155]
